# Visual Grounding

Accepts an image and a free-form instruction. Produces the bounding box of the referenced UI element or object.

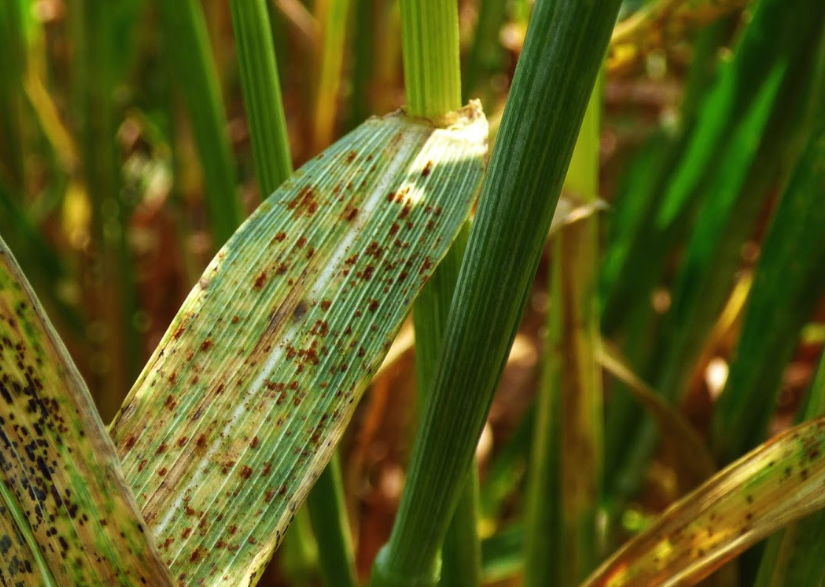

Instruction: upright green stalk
[349,0,376,128]
[414,224,480,587]
[228,0,292,197]
[370,0,621,585]
[155,0,243,247]
[401,1,481,585]
[524,256,564,587]
[399,0,461,118]
[463,0,509,102]
[525,78,603,587]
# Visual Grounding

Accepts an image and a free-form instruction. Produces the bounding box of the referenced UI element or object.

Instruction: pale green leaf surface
[0,240,174,586]
[109,104,488,586]
[583,416,825,587]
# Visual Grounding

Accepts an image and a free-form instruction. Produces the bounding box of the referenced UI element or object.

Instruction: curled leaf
[583,416,825,587]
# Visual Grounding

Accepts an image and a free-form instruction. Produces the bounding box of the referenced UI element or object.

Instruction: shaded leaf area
[0,240,173,586]
[583,415,825,587]
[109,105,487,586]
[712,110,825,463]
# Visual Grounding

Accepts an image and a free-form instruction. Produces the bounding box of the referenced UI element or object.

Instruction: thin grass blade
[156,0,243,246]
[711,108,825,463]
[228,0,292,197]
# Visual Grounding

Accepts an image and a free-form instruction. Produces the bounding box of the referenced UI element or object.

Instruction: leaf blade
[0,239,174,586]
[109,105,487,586]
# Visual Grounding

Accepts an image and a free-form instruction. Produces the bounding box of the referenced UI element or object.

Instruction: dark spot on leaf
[253,271,268,290]
[287,186,319,216]
[343,205,358,221]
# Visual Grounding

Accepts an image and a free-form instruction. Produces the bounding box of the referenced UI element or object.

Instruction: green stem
[400,1,481,585]
[156,0,243,247]
[349,0,376,128]
[0,0,26,190]
[399,0,461,118]
[369,0,621,584]
[228,0,292,198]
[413,224,481,587]
[73,0,139,415]
[306,454,359,587]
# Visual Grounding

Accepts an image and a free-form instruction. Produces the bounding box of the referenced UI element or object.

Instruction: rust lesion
[286,186,319,217]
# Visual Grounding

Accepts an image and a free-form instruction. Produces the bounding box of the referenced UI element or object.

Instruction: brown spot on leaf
[287,187,319,216]
[253,271,268,290]
[343,205,358,221]
[420,257,433,274]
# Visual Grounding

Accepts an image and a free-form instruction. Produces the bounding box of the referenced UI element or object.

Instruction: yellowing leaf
[583,416,825,587]
[0,240,174,586]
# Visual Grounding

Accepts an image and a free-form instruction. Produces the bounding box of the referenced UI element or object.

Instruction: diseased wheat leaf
[582,416,825,587]
[109,104,488,586]
[0,240,174,586]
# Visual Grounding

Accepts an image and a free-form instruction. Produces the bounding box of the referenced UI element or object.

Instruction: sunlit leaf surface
[109,104,488,586]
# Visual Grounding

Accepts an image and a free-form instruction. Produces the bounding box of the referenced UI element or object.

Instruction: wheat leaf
[0,240,174,586]
[582,416,825,587]
[109,104,488,586]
